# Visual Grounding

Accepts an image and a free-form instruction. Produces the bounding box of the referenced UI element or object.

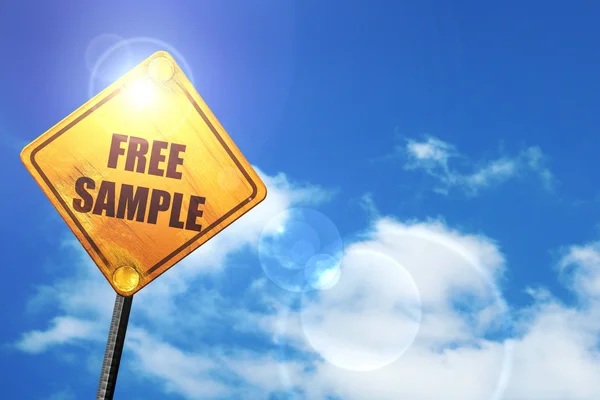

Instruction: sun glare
[125,77,156,109]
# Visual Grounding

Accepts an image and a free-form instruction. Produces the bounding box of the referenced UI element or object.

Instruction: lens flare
[258,208,344,293]
[125,77,156,110]
[86,37,196,136]
[304,254,341,290]
[300,249,422,371]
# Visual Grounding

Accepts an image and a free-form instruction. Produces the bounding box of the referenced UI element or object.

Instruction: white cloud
[358,192,380,220]
[16,316,102,354]
[406,136,457,167]
[127,327,309,399]
[401,135,556,195]
[232,218,600,400]
[501,280,600,399]
[230,219,600,400]
[257,218,513,400]
[126,328,231,399]
[558,242,600,300]
[465,158,517,188]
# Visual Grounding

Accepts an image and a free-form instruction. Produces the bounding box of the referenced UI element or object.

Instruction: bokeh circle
[300,248,422,371]
[258,208,344,293]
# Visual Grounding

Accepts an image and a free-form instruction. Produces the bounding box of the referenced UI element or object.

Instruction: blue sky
[2,1,600,399]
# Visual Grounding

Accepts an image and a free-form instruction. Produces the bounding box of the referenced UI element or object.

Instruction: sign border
[27,79,259,278]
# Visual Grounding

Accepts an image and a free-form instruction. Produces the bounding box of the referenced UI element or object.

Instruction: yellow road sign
[21,51,267,296]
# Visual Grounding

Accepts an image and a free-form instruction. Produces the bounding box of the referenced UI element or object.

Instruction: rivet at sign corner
[148,56,175,82]
[112,266,140,292]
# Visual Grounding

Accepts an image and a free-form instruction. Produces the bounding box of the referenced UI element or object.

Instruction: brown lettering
[92,180,116,217]
[147,189,171,224]
[116,184,149,222]
[73,176,95,213]
[125,136,149,173]
[148,140,168,177]
[169,192,185,229]
[185,196,205,232]
[166,143,186,179]
[107,134,128,169]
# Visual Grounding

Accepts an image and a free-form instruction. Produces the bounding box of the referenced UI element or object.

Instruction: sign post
[20,51,267,396]
[96,294,133,400]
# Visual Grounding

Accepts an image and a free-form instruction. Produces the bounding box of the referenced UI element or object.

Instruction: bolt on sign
[21,51,267,296]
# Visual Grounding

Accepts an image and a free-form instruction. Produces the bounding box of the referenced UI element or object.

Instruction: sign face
[21,51,267,296]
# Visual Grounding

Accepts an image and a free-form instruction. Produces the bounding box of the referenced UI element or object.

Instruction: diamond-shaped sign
[21,51,267,296]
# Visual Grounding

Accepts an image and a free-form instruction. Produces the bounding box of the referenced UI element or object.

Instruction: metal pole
[96,294,133,400]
